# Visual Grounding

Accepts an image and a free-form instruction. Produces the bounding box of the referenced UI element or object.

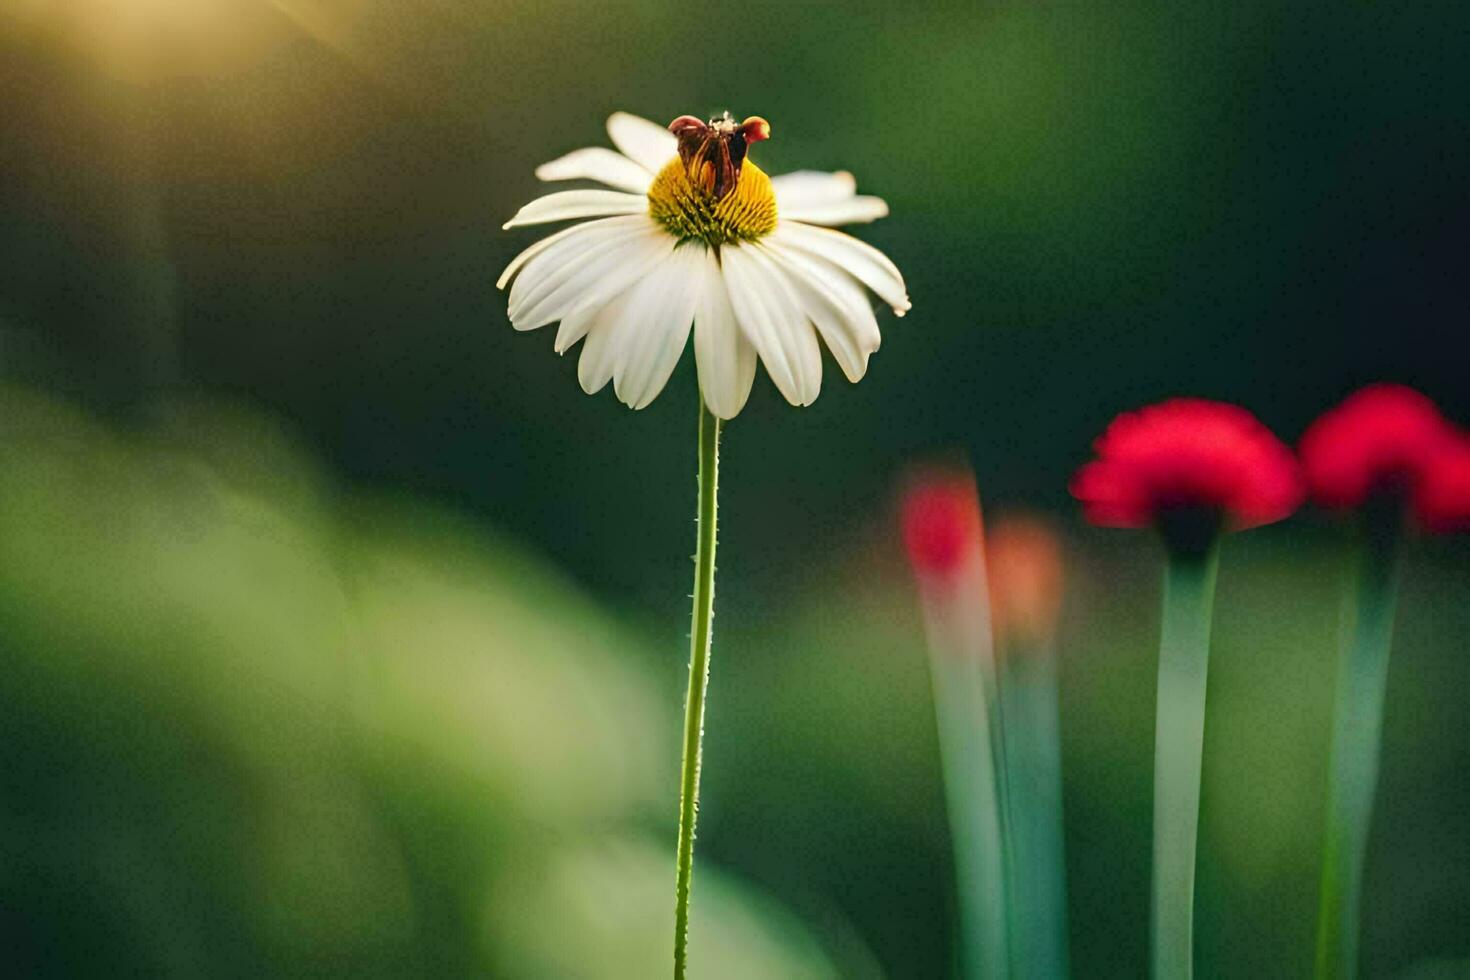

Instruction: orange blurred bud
[986,514,1064,644]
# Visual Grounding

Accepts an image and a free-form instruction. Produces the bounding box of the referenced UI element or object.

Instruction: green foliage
[0,387,835,977]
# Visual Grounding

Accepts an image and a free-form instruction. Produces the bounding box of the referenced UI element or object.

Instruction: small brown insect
[667,112,771,200]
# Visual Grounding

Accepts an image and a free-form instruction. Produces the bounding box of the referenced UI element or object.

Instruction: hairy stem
[673,396,721,980]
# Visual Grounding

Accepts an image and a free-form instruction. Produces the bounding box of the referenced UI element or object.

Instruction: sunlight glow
[4,0,364,82]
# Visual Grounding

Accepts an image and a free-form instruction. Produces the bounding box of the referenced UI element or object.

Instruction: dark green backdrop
[2,3,1467,977]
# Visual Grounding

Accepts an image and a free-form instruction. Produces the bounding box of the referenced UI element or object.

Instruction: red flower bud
[901,469,983,578]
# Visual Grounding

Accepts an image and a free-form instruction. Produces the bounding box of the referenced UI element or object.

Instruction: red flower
[1298,383,1456,510]
[1417,437,1470,533]
[1070,398,1302,532]
[901,469,983,578]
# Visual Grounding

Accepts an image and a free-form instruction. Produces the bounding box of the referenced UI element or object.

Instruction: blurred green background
[1,2,1467,976]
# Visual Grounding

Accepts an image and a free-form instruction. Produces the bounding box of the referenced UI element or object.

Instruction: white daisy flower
[498,111,910,418]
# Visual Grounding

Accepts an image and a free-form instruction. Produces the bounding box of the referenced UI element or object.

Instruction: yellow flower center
[647,157,778,246]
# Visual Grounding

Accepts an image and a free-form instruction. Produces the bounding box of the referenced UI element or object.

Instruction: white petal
[778,196,889,226]
[576,294,629,395]
[770,221,911,316]
[534,147,655,194]
[762,242,881,383]
[772,170,889,225]
[553,296,603,353]
[693,247,757,419]
[575,251,696,406]
[606,112,678,175]
[720,245,823,407]
[505,215,647,320]
[770,170,858,208]
[499,220,594,290]
[519,231,670,332]
[506,214,645,320]
[503,189,647,229]
[612,246,702,409]
[510,217,672,331]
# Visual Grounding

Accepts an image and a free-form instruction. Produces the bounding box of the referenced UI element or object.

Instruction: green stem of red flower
[920,572,1011,980]
[1151,541,1220,980]
[1000,636,1071,979]
[673,395,721,980]
[1315,512,1402,980]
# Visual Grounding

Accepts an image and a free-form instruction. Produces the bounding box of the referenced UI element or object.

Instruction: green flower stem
[1315,516,1402,980]
[673,396,721,980]
[1151,544,1220,980]
[1001,638,1070,980]
[921,577,1010,980]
